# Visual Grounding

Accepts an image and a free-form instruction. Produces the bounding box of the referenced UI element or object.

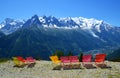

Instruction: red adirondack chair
[60,56,70,69]
[17,56,27,63]
[69,56,80,68]
[95,54,107,68]
[95,54,106,62]
[26,56,36,64]
[82,54,95,69]
[82,54,92,62]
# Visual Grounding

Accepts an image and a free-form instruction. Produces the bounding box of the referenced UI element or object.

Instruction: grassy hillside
[0,26,110,60]
[107,48,120,61]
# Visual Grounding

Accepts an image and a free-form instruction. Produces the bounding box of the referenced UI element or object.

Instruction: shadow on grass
[13,63,36,68]
[27,63,36,68]
[13,64,26,68]
[83,64,96,69]
[0,58,9,63]
[52,65,82,70]
[53,65,62,70]
[96,64,112,69]
[53,64,112,70]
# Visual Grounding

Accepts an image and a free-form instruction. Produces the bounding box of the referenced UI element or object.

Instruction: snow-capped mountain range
[0,15,115,35]
[23,15,113,31]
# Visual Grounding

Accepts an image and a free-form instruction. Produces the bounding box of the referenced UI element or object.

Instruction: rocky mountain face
[0,18,25,35]
[0,31,5,38]
[0,15,120,60]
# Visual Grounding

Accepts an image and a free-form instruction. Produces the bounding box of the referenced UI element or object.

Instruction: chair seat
[26,57,36,64]
[54,60,61,64]
[71,60,79,62]
[62,60,70,63]
[83,60,91,62]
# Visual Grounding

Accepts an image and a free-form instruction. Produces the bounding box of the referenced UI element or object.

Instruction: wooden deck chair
[82,54,95,69]
[49,55,61,64]
[69,56,80,69]
[12,57,25,67]
[60,56,70,69]
[95,54,108,68]
[26,56,36,64]
[26,57,36,68]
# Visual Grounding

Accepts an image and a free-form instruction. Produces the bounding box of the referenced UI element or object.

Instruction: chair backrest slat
[69,56,78,60]
[95,54,106,62]
[17,56,26,62]
[26,56,35,63]
[60,56,69,61]
[82,54,92,62]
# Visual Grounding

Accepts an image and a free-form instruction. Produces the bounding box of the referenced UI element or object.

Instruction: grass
[0,58,9,63]
[111,58,120,62]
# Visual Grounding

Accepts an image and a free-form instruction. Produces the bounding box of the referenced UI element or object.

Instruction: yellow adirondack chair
[12,57,25,67]
[49,55,61,64]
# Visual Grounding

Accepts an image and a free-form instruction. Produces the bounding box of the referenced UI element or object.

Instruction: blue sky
[0,0,120,26]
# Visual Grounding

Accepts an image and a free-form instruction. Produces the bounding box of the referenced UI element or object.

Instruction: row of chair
[82,54,107,68]
[50,54,108,69]
[12,56,36,67]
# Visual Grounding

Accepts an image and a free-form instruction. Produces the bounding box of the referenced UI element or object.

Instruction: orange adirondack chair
[94,54,107,68]
[49,55,61,64]
[12,57,25,67]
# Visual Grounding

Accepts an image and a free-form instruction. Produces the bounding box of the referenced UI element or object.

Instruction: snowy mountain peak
[0,18,25,26]
[0,18,16,27]
[38,15,60,28]
[0,18,25,34]
[22,15,42,28]
[4,18,14,24]
[31,15,39,20]
[72,17,103,28]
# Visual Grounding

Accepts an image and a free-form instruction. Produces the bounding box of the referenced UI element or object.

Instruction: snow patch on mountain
[39,17,46,23]
[72,17,103,30]
[9,22,17,25]
[89,30,99,38]
[0,24,5,29]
